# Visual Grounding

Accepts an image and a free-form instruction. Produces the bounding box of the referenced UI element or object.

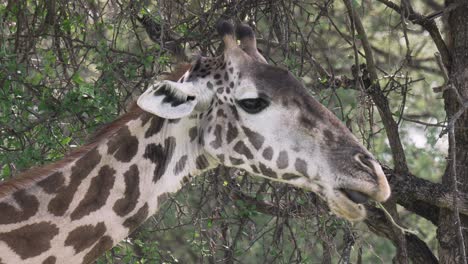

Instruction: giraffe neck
[0,111,214,264]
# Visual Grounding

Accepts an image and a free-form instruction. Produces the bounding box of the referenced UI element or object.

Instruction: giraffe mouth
[339,188,370,204]
[327,189,369,221]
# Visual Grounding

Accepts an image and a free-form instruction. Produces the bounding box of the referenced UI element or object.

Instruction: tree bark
[438,1,468,263]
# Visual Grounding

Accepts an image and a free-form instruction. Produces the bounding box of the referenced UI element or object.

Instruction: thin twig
[400,116,445,128]
[377,203,418,235]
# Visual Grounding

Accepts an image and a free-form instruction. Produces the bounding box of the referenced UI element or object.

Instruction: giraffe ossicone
[0,20,390,264]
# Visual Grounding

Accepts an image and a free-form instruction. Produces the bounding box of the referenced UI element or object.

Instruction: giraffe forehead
[249,64,304,99]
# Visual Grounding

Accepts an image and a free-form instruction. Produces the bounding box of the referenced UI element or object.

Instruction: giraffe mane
[0,63,192,198]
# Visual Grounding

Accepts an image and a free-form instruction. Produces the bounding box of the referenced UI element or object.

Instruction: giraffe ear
[137,81,199,119]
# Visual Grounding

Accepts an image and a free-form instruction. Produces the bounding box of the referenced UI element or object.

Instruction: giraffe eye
[237,98,270,114]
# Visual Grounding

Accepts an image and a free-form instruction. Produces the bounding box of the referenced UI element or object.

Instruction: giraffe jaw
[324,156,391,221]
[289,177,371,221]
[327,189,369,221]
[327,183,390,221]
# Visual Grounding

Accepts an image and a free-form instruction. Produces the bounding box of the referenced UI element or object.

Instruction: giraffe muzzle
[350,153,391,203]
[327,153,391,221]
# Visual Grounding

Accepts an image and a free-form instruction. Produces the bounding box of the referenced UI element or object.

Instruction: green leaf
[72,73,84,85]
[61,19,72,31]
[28,71,43,85]
[1,165,10,178]
[60,137,72,145]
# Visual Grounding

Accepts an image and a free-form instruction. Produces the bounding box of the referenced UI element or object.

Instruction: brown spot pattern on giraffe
[210,125,223,149]
[242,126,264,150]
[71,165,116,220]
[259,163,277,178]
[196,155,209,170]
[189,127,198,141]
[81,236,113,264]
[48,148,101,216]
[229,105,240,120]
[144,116,164,138]
[0,222,59,259]
[107,126,139,162]
[276,151,289,169]
[233,141,253,159]
[230,157,244,165]
[217,154,225,163]
[143,137,176,182]
[282,173,301,180]
[295,158,308,177]
[174,155,188,175]
[217,109,227,118]
[42,256,56,264]
[123,203,149,231]
[226,123,238,144]
[299,115,316,130]
[37,172,65,194]
[139,112,153,126]
[250,165,259,173]
[262,147,273,161]
[64,222,106,253]
[0,190,39,225]
[198,128,205,146]
[113,165,140,216]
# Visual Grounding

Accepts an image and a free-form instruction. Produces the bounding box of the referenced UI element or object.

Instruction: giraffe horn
[236,23,267,63]
[217,20,237,50]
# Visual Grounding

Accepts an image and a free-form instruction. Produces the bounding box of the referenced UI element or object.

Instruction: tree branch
[343,0,408,173]
[365,207,438,264]
[385,167,468,221]
[375,0,453,68]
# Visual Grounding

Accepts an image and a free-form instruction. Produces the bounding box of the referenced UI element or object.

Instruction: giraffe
[0,21,390,264]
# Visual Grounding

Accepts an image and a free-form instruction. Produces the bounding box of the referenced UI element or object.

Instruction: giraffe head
[138,21,390,221]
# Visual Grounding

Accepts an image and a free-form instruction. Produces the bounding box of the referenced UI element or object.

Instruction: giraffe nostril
[349,152,391,202]
[354,153,375,174]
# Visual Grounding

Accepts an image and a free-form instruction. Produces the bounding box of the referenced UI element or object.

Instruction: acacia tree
[1,0,468,263]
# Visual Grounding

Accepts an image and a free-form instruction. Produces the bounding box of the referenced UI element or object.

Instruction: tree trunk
[438,1,468,263]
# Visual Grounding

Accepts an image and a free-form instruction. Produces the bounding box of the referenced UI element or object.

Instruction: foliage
[0,0,452,263]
